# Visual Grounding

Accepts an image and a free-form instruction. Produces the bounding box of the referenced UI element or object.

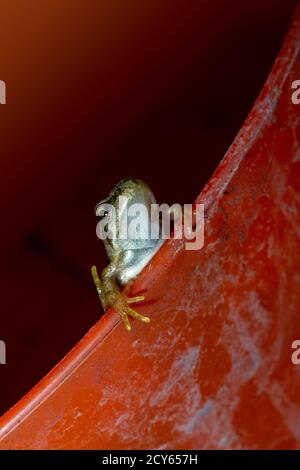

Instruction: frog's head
[95,178,157,258]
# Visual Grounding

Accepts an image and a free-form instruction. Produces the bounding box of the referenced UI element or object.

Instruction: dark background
[0,0,298,415]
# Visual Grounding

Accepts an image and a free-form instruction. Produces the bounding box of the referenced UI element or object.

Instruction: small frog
[91,178,164,331]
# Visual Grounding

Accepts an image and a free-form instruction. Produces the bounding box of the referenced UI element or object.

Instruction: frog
[91,177,165,331]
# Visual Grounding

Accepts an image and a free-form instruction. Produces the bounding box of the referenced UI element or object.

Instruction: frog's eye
[99,210,109,221]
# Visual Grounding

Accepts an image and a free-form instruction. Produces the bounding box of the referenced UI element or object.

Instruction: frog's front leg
[91,264,150,331]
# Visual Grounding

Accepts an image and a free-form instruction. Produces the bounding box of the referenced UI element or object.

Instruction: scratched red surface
[0,7,300,450]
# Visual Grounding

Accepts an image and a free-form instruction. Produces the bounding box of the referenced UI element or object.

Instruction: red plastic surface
[0,4,299,450]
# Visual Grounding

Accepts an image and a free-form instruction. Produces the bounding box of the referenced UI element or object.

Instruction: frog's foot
[113,295,150,332]
[91,265,149,331]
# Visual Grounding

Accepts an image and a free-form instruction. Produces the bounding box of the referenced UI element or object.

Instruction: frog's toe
[91,265,102,294]
[127,295,145,304]
[128,307,150,324]
[126,295,150,325]
[121,312,132,331]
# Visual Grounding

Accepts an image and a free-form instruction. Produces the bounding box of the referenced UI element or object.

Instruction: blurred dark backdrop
[0,0,298,414]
